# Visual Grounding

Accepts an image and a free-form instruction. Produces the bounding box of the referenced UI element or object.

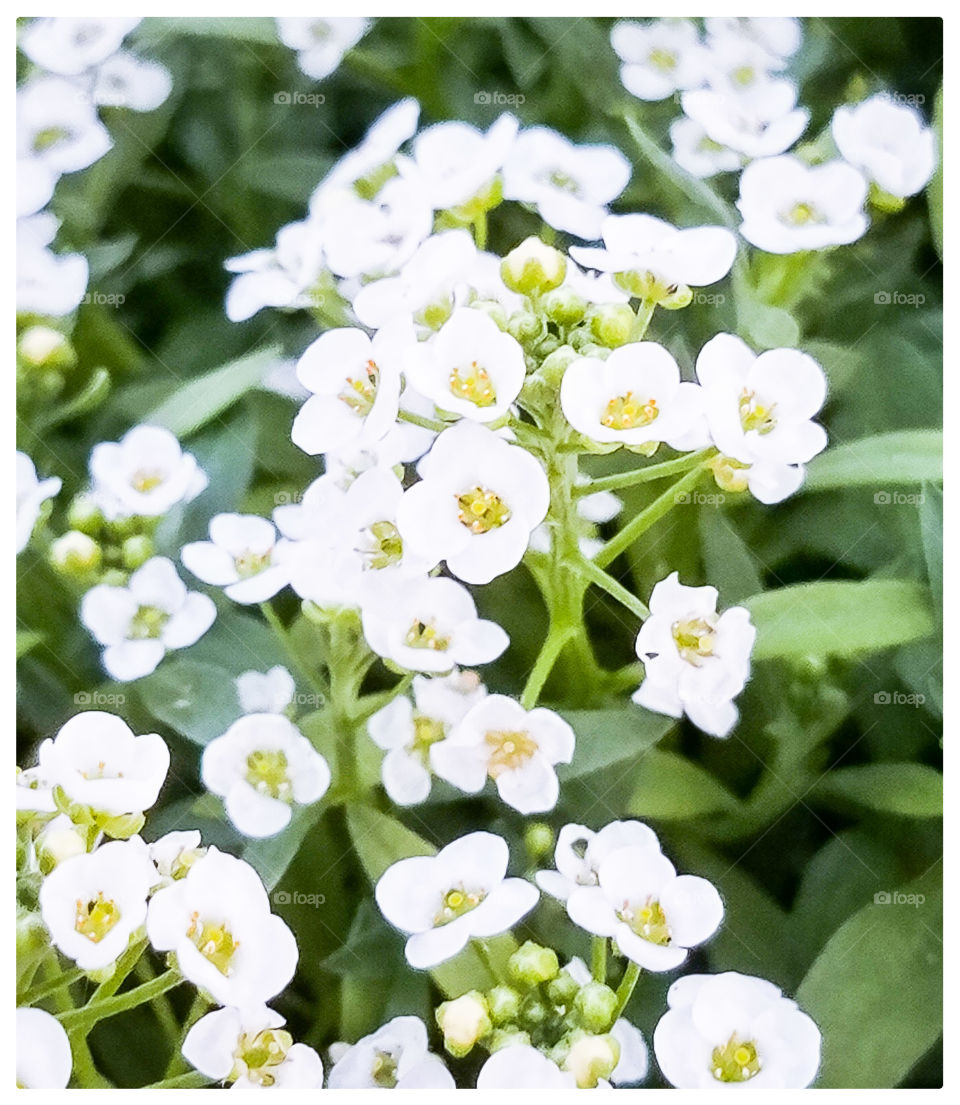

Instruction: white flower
[502,128,631,240]
[16,766,56,813]
[275,17,370,80]
[17,213,89,317]
[328,1016,454,1089]
[704,17,802,63]
[404,307,526,423]
[17,156,57,216]
[633,571,755,738]
[148,830,204,882]
[701,32,790,106]
[34,814,87,870]
[16,76,112,173]
[368,669,487,805]
[80,557,216,681]
[147,847,298,1007]
[653,971,821,1087]
[831,93,938,199]
[314,98,419,198]
[670,117,742,179]
[535,819,661,901]
[351,229,477,331]
[91,51,173,112]
[39,837,157,970]
[291,325,408,456]
[16,1007,73,1089]
[696,332,828,503]
[361,576,509,674]
[681,82,809,160]
[567,844,723,971]
[181,514,289,605]
[611,1018,649,1086]
[184,1004,324,1088]
[611,19,709,102]
[19,17,139,75]
[561,342,706,451]
[236,666,296,715]
[397,422,549,585]
[431,695,575,814]
[737,155,869,253]
[89,424,208,519]
[201,714,331,838]
[224,217,326,322]
[402,113,518,210]
[375,831,538,969]
[38,711,169,814]
[571,213,737,291]
[16,451,61,554]
[477,1045,576,1089]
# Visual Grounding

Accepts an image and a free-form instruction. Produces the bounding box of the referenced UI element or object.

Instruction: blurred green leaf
[814,764,942,818]
[557,708,673,779]
[136,658,241,745]
[928,85,943,258]
[242,804,327,890]
[804,430,942,491]
[699,510,764,605]
[629,749,738,820]
[16,632,43,660]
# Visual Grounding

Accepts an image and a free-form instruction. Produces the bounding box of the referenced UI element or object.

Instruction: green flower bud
[543,286,587,327]
[122,534,154,570]
[16,910,49,981]
[587,303,636,348]
[37,823,86,873]
[508,941,560,987]
[708,454,749,493]
[534,334,561,359]
[546,969,581,1009]
[49,531,102,578]
[506,310,543,345]
[466,298,508,330]
[868,181,907,215]
[563,1032,621,1089]
[657,283,693,311]
[67,493,105,537]
[100,568,129,587]
[519,993,550,1031]
[574,981,619,1033]
[436,991,491,1058]
[487,984,522,1026]
[539,344,579,388]
[524,822,554,862]
[18,325,76,372]
[486,1027,532,1053]
[501,237,567,296]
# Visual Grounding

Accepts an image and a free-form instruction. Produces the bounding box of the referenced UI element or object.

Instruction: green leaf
[804,430,942,491]
[16,631,43,660]
[143,345,281,438]
[557,708,674,780]
[796,869,942,1087]
[928,85,943,259]
[699,510,764,605]
[628,749,738,820]
[814,764,942,819]
[242,804,327,891]
[744,580,935,661]
[136,17,280,45]
[136,658,241,745]
[919,483,943,605]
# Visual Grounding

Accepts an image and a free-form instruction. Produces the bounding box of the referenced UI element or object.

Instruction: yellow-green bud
[868,181,907,214]
[487,984,522,1026]
[50,531,102,577]
[563,1033,621,1088]
[519,993,550,1030]
[543,286,587,327]
[658,283,693,311]
[546,969,581,1008]
[574,981,618,1033]
[414,297,454,331]
[468,299,508,330]
[588,303,636,348]
[539,344,579,388]
[507,310,543,345]
[524,821,554,862]
[487,1027,532,1053]
[67,493,105,537]
[501,237,567,296]
[708,454,749,493]
[18,325,76,372]
[37,823,86,873]
[508,941,560,987]
[436,991,491,1058]
[122,534,154,570]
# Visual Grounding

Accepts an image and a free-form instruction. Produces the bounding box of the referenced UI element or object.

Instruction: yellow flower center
[449,361,498,408]
[129,604,169,640]
[456,487,512,534]
[546,168,582,196]
[75,892,122,944]
[245,749,292,802]
[672,616,718,667]
[371,1050,400,1088]
[131,468,166,493]
[234,549,272,578]
[648,47,678,72]
[187,912,239,975]
[731,65,757,87]
[359,520,404,571]
[410,715,446,761]
[434,886,486,927]
[781,201,823,227]
[339,359,379,417]
[601,392,659,431]
[738,389,777,435]
[485,728,539,778]
[405,619,451,651]
[618,896,671,945]
[234,1028,293,1087]
[711,1035,763,1083]
[33,126,70,152]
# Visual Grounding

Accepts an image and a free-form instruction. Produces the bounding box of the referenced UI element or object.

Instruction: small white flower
[80,557,217,681]
[737,155,869,253]
[16,766,56,813]
[19,17,139,76]
[328,1016,454,1089]
[701,31,790,106]
[39,837,157,970]
[704,17,802,63]
[16,76,112,173]
[681,81,809,160]
[670,116,743,179]
[535,819,661,901]
[654,971,821,1087]
[17,212,89,317]
[361,576,509,673]
[477,1045,576,1089]
[567,844,723,971]
[16,451,61,554]
[291,325,408,456]
[571,213,737,291]
[404,307,526,423]
[612,19,709,102]
[403,114,518,210]
[147,847,298,1007]
[368,669,488,806]
[201,713,331,838]
[181,513,289,605]
[224,217,326,322]
[91,51,173,112]
[17,155,57,217]
[38,711,169,814]
[633,571,756,738]
[502,128,631,240]
[148,830,204,883]
[431,695,575,814]
[276,17,370,80]
[236,666,296,715]
[375,831,538,969]
[16,1007,73,1089]
[561,342,707,451]
[832,93,938,199]
[696,332,828,503]
[314,98,419,198]
[397,422,549,585]
[89,424,208,519]
[184,1004,324,1088]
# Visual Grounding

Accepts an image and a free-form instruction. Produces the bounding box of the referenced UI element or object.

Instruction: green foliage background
[17,17,942,1088]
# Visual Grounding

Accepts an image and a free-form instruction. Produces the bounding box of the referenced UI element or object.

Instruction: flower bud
[539,344,579,389]
[508,940,560,987]
[67,493,105,537]
[436,991,491,1058]
[543,286,587,327]
[519,993,550,1031]
[709,454,750,493]
[18,325,76,372]
[122,534,154,570]
[487,984,522,1026]
[37,824,86,873]
[563,1032,621,1088]
[506,310,543,345]
[49,531,102,578]
[524,822,554,862]
[487,1027,532,1053]
[657,283,693,311]
[546,969,581,1009]
[574,981,618,1033]
[588,303,636,348]
[501,237,567,296]
[468,298,508,330]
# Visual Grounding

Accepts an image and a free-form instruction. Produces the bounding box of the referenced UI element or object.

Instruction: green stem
[351,671,415,726]
[59,969,182,1033]
[473,938,502,985]
[631,298,657,341]
[88,938,147,1004]
[574,448,715,497]
[520,624,578,710]
[134,956,179,1045]
[144,1071,215,1089]
[20,966,87,1005]
[259,601,326,698]
[593,463,709,570]
[474,210,488,250]
[612,961,642,1021]
[591,936,608,984]
[162,989,211,1080]
[575,557,649,620]
[398,409,449,434]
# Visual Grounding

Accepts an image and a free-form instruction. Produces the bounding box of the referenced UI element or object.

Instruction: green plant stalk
[58,968,182,1034]
[612,961,642,1022]
[398,409,449,433]
[575,556,649,621]
[144,1071,215,1089]
[260,601,327,699]
[520,624,578,710]
[162,989,212,1080]
[88,937,147,1004]
[19,965,87,1005]
[591,935,608,984]
[327,613,377,799]
[574,447,715,497]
